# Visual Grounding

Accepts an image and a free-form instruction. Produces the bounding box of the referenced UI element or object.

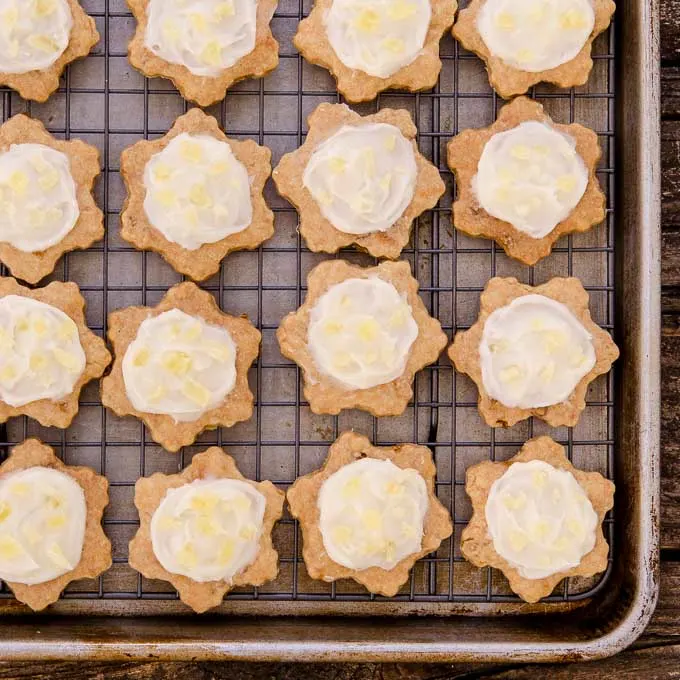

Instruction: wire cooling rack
[0,0,616,611]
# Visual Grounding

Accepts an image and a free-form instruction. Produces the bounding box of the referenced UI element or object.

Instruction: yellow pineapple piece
[556,174,577,193]
[218,539,235,565]
[162,350,192,375]
[499,365,522,383]
[560,9,588,30]
[38,169,61,192]
[0,365,16,383]
[385,480,404,496]
[189,183,213,208]
[0,501,11,523]
[383,134,397,152]
[531,469,548,489]
[154,189,176,208]
[239,524,258,540]
[539,362,556,382]
[354,8,380,33]
[46,542,72,569]
[208,161,230,176]
[27,34,59,53]
[2,6,18,27]
[214,0,236,18]
[362,508,382,531]
[356,318,379,342]
[180,140,203,163]
[30,352,48,372]
[381,37,405,54]
[502,492,526,511]
[47,513,66,529]
[34,0,57,18]
[196,516,218,536]
[152,163,173,182]
[177,542,198,568]
[0,535,22,560]
[342,476,361,499]
[516,49,535,64]
[332,525,352,544]
[508,530,528,552]
[201,41,223,67]
[510,144,531,161]
[232,494,252,512]
[189,13,207,32]
[387,0,417,20]
[542,330,566,353]
[494,11,515,30]
[566,517,585,539]
[148,384,167,403]
[328,157,346,175]
[191,492,220,514]
[323,320,343,335]
[530,520,550,540]
[133,347,150,367]
[52,347,81,373]
[8,170,28,196]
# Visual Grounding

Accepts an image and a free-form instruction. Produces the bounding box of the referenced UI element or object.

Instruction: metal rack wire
[0,0,616,610]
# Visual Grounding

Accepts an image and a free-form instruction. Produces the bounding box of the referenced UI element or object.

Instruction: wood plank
[661,0,680,63]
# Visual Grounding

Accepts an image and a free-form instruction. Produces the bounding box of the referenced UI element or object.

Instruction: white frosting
[473,121,589,239]
[477,0,595,73]
[0,143,79,253]
[325,0,431,78]
[0,296,85,408]
[307,277,419,390]
[302,124,417,235]
[485,459,598,579]
[122,309,238,423]
[143,133,252,251]
[0,0,73,74]
[150,477,266,583]
[145,0,258,77]
[318,458,429,570]
[480,294,596,409]
[0,466,86,585]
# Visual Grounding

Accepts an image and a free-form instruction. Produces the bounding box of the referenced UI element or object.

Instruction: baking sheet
[0,0,617,615]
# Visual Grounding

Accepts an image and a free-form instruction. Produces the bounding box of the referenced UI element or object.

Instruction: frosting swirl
[303,123,417,235]
[477,0,595,73]
[479,294,596,409]
[145,0,258,77]
[325,0,431,78]
[0,466,86,585]
[307,277,419,390]
[122,309,238,423]
[318,458,429,570]
[473,121,589,239]
[485,459,598,579]
[150,477,266,582]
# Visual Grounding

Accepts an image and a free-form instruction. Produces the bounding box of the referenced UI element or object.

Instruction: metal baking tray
[0,0,659,663]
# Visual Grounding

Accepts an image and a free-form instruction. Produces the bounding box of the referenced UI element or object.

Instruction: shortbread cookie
[127,0,279,107]
[129,446,284,613]
[120,109,273,281]
[0,0,99,103]
[273,104,445,259]
[0,278,110,429]
[101,282,260,452]
[295,0,457,102]
[452,0,616,98]
[449,277,619,428]
[0,114,103,284]
[278,260,447,417]
[0,438,111,611]
[288,431,452,596]
[461,436,614,603]
[447,97,605,265]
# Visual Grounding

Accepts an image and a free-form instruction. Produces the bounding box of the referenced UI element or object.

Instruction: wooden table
[0,6,676,679]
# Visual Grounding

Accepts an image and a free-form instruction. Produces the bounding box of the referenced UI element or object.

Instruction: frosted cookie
[287,431,452,596]
[0,438,111,611]
[127,0,279,107]
[452,0,616,98]
[448,277,619,428]
[0,278,111,429]
[278,260,447,417]
[0,114,103,284]
[129,446,284,613]
[0,0,99,102]
[294,0,457,102]
[447,97,605,265]
[461,436,614,602]
[101,282,260,452]
[120,109,273,282]
[273,104,445,259]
